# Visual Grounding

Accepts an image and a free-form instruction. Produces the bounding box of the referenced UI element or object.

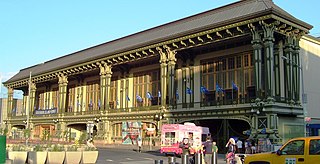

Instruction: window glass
[164,132,176,146]
[281,140,304,155]
[309,139,320,155]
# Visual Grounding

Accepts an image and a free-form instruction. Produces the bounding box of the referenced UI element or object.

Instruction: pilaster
[29,82,36,114]
[58,74,68,113]
[6,87,13,116]
[99,63,112,111]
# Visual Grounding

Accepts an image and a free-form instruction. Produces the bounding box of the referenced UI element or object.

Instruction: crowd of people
[179,136,258,164]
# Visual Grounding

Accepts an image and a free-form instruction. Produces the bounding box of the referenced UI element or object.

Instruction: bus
[160,122,210,155]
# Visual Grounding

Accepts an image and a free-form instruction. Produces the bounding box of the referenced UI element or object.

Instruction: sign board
[34,108,57,115]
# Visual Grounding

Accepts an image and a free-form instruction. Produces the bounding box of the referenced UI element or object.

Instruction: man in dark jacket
[203,137,213,164]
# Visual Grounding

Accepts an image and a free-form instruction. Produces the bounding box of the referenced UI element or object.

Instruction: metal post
[154,159,163,164]
[212,152,218,164]
[195,153,202,164]
[181,154,188,164]
[168,156,176,164]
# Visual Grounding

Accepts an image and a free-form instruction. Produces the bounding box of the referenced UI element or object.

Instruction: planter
[81,151,98,164]
[7,151,28,164]
[46,151,65,164]
[28,151,47,164]
[64,151,82,164]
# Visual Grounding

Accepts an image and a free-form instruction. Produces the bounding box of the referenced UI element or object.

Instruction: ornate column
[58,74,68,113]
[293,36,301,101]
[29,82,36,114]
[284,35,294,101]
[157,47,168,108]
[262,22,276,98]
[249,24,263,98]
[99,62,112,110]
[7,87,13,117]
[164,46,177,106]
[274,42,281,98]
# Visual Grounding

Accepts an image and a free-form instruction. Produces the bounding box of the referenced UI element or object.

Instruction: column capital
[98,62,113,76]
[164,45,177,64]
[260,21,276,43]
[156,46,168,64]
[58,74,68,85]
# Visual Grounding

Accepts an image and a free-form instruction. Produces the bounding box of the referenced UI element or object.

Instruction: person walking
[203,137,213,164]
[236,139,243,154]
[137,138,142,153]
[225,138,236,164]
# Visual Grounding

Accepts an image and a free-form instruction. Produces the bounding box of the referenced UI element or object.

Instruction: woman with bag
[225,138,236,164]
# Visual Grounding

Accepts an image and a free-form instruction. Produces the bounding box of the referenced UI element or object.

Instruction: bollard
[194,153,202,164]
[154,159,163,164]
[0,135,6,164]
[168,156,176,164]
[181,154,188,164]
[212,152,218,164]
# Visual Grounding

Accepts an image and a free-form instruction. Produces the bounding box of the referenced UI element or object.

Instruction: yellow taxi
[244,136,320,164]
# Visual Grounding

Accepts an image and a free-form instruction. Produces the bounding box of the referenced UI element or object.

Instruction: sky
[0,0,319,98]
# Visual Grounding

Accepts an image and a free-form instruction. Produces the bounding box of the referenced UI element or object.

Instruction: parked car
[244,136,320,164]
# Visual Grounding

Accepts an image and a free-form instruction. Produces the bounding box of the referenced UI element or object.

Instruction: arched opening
[179,119,251,153]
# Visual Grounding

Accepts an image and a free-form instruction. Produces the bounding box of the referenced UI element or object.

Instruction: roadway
[96,146,227,164]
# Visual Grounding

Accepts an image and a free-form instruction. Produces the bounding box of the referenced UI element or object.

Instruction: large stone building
[2,0,316,148]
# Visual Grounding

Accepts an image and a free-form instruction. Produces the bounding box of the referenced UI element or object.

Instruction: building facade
[300,35,320,136]
[2,0,314,147]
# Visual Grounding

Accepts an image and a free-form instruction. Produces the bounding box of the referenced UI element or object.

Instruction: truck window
[309,139,320,155]
[165,132,175,145]
[281,140,304,155]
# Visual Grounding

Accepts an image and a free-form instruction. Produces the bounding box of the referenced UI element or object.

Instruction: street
[96,147,227,164]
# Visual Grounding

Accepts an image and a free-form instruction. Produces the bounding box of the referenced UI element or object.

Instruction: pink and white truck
[160,122,210,155]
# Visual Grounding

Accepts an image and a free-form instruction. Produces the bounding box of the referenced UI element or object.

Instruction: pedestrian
[245,139,251,154]
[225,138,236,164]
[86,138,96,149]
[251,140,256,154]
[236,139,243,153]
[212,141,218,153]
[203,137,213,164]
[137,138,142,153]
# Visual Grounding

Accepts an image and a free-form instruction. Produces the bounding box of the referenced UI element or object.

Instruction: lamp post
[281,56,306,137]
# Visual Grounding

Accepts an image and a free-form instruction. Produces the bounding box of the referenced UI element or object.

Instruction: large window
[68,85,76,112]
[86,80,100,111]
[133,70,160,107]
[52,87,58,109]
[201,52,254,105]
[109,79,117,109]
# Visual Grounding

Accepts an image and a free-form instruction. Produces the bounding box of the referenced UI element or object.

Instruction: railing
[8,95,298,119]
[108,105,161,113]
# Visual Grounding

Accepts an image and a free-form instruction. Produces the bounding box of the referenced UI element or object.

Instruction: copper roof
[4,0,312,84]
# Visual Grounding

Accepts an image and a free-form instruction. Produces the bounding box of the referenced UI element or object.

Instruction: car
[244,136,320,164]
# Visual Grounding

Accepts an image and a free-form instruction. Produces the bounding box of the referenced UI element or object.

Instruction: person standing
[236,139,243,153]
[245,139,250,154]
[203,137,213,164]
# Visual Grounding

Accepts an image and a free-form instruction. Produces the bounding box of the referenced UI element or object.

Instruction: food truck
[160,122,210,155]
